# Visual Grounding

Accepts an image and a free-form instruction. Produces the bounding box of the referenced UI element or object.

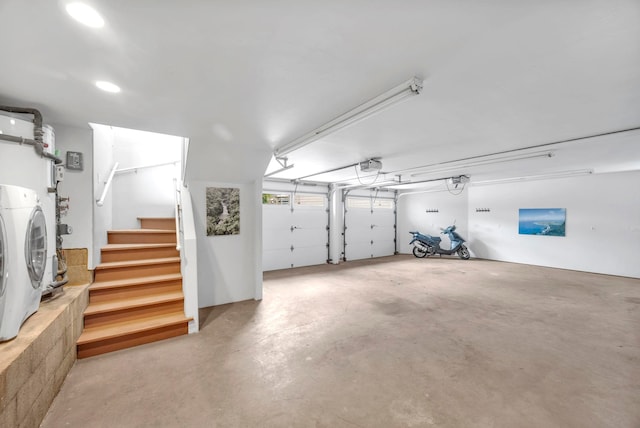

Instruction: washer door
[0,215,6,297]
[25,206,47,289]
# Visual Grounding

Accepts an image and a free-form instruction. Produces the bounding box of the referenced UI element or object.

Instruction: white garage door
[263,193,328,271]
[344,196,396,260]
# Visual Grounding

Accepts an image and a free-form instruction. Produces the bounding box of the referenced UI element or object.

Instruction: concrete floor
[41,256,640,428]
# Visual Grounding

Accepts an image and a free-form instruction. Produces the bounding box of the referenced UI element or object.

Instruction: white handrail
[174,178,182,251]
[115,160,179,174]
[96,162,119,206]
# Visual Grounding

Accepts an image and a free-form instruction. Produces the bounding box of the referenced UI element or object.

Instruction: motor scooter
[409,225,470,259]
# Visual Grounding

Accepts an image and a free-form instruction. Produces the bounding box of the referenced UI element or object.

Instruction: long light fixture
[471,169,593,186]
[410,151,554,178]
[274,76,424,157]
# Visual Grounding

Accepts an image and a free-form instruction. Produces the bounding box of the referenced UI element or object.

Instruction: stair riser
[108,232,177,245]
[101,247,179,263]
[140,218,176,230]
[84,302,185,329]
[95,262,181,282]
[90,280,183,303]
[77,322,188,359]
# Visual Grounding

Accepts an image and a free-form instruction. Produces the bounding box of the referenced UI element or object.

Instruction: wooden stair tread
[90,273,182,290]
[102,243,177,251]
[109,229,175,233]
[85,291,185,315]
[78,313,192,345]
[79,221,188,358]
[95,257,180,270]
[137,217,175,220]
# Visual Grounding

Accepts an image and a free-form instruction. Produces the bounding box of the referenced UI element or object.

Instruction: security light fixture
[274,76,424,157]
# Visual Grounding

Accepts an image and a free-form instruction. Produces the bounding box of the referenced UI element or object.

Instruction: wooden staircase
[77,217,192,358]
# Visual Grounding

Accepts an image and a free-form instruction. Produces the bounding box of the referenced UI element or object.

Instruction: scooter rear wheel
[413,246,428,258]
[457,245,470,260]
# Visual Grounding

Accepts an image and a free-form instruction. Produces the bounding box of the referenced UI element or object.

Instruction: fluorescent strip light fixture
[410,151,554,178]
[274,76,423,157]
[472,169,593,186]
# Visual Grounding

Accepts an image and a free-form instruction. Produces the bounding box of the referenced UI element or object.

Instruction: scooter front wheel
[457,245,470,260]
[413,246,428,258]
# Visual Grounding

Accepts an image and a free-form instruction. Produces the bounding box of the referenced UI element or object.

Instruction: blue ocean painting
[519,208,566,236]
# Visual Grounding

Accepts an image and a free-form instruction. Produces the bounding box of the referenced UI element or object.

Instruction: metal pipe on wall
[0,105,63,164]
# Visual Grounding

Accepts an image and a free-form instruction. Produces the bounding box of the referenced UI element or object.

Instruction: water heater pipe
[0,105,63,164]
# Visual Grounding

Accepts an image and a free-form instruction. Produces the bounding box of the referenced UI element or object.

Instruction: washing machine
[0,184,47,342]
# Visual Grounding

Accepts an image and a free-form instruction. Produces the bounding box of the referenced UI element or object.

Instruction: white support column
[328,184,344,264]
[254,179,264,300]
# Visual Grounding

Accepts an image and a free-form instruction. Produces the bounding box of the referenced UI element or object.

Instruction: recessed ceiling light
[95,81,121,93]
[66,2,105,28]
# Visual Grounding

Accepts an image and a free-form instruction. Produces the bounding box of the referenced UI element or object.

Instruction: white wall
[397,172,640,278]
[111,128,181,229]
[190,180,263,307]
[468,171,640,278]
[53,124,94,267]
[178,184,199,333]
[91,125,114,268]
[397,188,469,254]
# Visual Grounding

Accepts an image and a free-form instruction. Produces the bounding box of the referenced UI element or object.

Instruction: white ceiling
[1,1,639,186]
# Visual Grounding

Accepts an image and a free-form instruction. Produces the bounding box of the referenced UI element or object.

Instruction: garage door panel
[346,223,370,235]
[345,208,370,224]
[292,209,326,227]
[371,225,394,242]
[263,206,291,229]
[371,209,394,219]
[263,228,291,250]
[372,241,395,258]
[263,193,328,271]
[291,246,327,268]
[263,248,293,271]
[346,242,374,260]
[346,221,371,242]
[344,197,396,261]
[292,228,326,245]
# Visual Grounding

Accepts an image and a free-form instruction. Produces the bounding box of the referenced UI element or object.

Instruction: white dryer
[0,184,47,342]
[0,211,7,327]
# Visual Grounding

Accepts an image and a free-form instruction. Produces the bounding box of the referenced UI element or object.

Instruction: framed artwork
[206,187,240,236]
[519,208,566,236]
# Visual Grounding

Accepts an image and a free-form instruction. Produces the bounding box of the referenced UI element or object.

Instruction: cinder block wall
[0,285,88,427]
[64,248,93,285]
